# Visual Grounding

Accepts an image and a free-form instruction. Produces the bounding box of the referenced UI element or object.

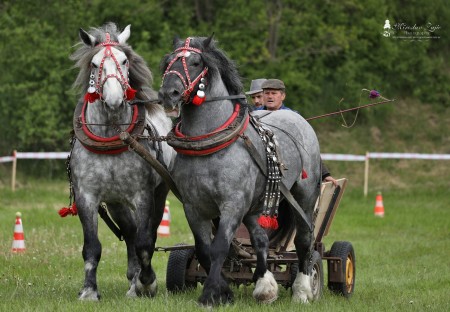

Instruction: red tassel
[125,87,137,101]
[192,95,205,106]
[70,202,78,215]
[58,202,78,218]
[258,215,271,228]
[84,92,100,103]
[301,169,308,179]
[258,215,279,229]
[58,207,70,217]
[271,217,279,230]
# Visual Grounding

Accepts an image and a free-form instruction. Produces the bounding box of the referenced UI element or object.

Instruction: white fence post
[12,150,17,192]
[364,151,369,197]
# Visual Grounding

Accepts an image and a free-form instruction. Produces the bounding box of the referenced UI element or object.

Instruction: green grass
[1,178,449,311]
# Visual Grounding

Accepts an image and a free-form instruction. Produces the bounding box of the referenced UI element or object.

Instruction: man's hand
[323,175,338,187]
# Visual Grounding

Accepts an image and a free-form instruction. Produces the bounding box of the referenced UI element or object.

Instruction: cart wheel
[290,251,324,301]
[166,243,197,292]
[328,241,355,298]
[309,250,324,300]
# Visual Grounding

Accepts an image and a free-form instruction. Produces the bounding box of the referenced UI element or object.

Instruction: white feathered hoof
[126,283,138,298]
[253,271,278,304]
[135,277,158,298]
[126,276,157,298]
[292,272,313,303]
[78,287,100,301]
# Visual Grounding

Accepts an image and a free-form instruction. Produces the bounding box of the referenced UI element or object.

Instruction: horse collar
[168,101,249,156]
[72,100,146,154]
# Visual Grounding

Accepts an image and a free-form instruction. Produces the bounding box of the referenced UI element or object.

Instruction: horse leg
[76,196,102,301]
[197,213,240,306]
[243,214,278,303]
[290,181,318,303]
[105,203,140,297]
[133,183,168,297]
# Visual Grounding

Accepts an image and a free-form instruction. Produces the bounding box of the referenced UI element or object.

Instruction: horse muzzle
[158,85,183,111]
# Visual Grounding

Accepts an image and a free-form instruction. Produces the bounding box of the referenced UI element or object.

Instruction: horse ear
[172,35,180,48]
[203,33,215,50]
[79,28,96,47]
[118,25,131,44]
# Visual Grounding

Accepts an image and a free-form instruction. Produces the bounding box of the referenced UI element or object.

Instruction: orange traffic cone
[12,212,26,252]
[374,192,385,217]
[157,200,171,237]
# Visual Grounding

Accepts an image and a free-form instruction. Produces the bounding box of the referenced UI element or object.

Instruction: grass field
[0,175,449,311]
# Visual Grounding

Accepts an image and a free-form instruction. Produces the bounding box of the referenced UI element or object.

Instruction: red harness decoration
[58,202,78,217]
[78,33,140,154]
[258,215,279,230]
[78,99,139,154]
[172,103,249,156]
[162,37,209,104]
[84,33,136,104]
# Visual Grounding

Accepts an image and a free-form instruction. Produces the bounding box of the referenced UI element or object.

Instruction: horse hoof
[78,287,100,301]
[126,283,138,298]
[253,271,278,304]
[135,277,157,297]
[292,272,313,303]
[198,287,233,306]
[198,294,233,307]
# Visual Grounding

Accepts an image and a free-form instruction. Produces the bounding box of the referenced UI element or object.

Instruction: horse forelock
[163,36,243,96]
[70,22,156,104]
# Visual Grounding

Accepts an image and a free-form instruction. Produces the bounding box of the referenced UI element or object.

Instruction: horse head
[71,23,157,138]
[159,35,243,113]
[78,24,135,111]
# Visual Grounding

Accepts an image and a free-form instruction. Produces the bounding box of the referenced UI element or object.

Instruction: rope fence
[2,150,449,195]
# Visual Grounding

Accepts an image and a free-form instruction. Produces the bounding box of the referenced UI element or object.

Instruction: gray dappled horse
[159,36,321,306]
[68,23,174,300]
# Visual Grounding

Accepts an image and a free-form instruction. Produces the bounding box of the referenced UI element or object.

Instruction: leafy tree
[0,0,448,156]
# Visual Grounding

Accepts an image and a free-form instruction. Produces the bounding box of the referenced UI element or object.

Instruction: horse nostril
[158,87,181,104]
[171,88,180,97]
[167,88,181,101]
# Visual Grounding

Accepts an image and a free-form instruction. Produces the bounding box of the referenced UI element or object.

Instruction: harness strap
[241,128,313,232]
[145,121,166,168]
[119,131,183,202]
[203,94,247,103]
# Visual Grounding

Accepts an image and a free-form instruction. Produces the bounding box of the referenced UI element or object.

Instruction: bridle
[85,33,136,104]
[161,37,209,105]
[75,33,144,155]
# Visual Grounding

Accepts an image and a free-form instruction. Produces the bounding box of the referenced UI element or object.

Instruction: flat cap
[261,79,285,90]
[245,78,267,95]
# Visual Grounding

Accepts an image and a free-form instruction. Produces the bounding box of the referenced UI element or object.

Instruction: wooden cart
[160,178,355,299]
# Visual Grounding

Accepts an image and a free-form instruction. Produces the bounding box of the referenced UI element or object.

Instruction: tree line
[0,0,448,154]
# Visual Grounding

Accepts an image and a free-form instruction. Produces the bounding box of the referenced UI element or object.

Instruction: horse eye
[122,59,129,66]
[91,62,98,69]
[191,58,201,67]
[190,55,202,67]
